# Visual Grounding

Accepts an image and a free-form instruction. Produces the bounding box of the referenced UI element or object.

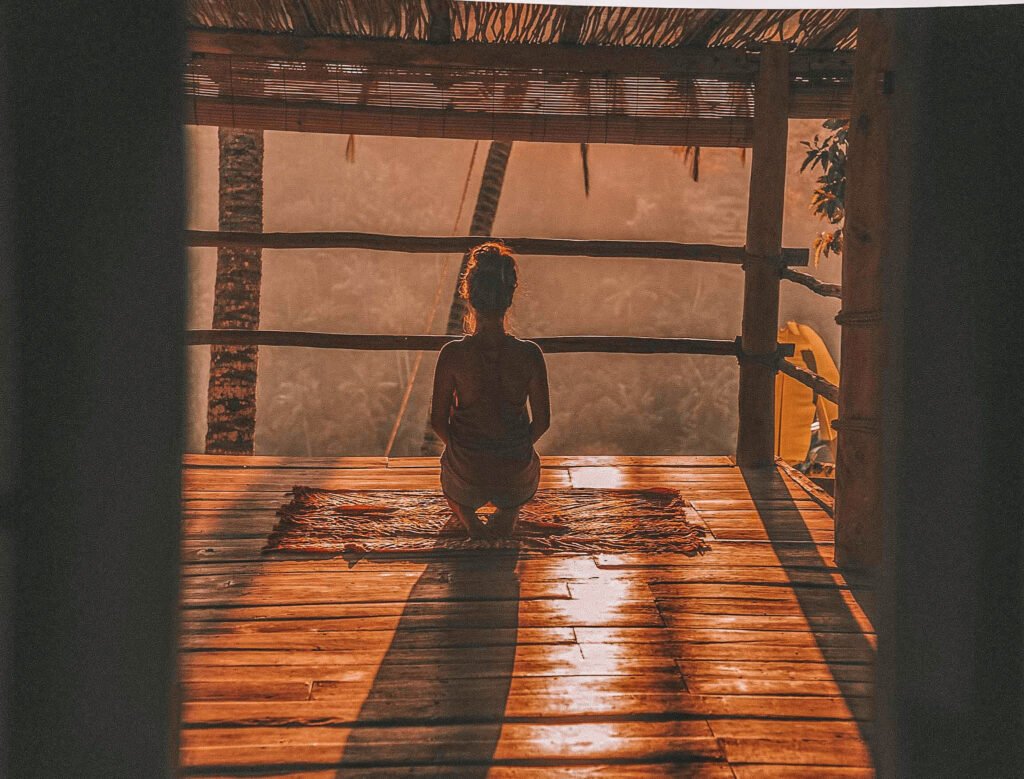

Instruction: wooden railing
[186,230,811,267]
[780,267,842,299]
[776,357,840,403]
[187,330,742,356]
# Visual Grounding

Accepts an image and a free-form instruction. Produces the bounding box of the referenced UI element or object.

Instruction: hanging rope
[382,141,479,458]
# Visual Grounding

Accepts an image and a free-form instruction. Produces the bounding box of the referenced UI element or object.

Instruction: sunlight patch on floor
[569,466,627,488]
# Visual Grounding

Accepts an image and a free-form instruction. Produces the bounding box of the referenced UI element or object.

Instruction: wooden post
[834,11,891,569]
[736,44,789,467]
[877,8,1024,775]
[205,128,263,454]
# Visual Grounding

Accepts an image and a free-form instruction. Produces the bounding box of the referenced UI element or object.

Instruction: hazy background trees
[184,120,841,456]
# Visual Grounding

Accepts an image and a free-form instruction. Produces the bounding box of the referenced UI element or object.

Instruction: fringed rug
[265,487,709,555]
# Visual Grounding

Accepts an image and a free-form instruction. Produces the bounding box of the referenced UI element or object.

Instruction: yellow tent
[774,321,839,463]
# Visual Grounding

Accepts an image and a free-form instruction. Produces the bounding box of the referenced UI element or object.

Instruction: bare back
[449,334,536,412]
[430,332,550,455]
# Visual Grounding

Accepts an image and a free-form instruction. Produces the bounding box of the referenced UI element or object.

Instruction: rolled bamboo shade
[184,51,851,146]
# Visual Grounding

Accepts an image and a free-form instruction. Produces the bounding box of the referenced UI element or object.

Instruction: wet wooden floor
[178,455,875,777]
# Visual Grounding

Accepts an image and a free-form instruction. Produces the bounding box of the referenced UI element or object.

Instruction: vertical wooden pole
[834,11,891,569]
[737,44,789,467]
[205,128,263,454]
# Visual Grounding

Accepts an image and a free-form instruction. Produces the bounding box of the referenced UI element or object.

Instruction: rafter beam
[282,0,315,36]
[426,0,451,44]
[807,10,859,50]
[559,6,589,46]
[683,10,732,46]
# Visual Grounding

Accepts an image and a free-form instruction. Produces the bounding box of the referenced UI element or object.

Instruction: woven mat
[265,487,709,555]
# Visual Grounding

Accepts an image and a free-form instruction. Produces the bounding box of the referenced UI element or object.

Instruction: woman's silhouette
[429,242,550,539]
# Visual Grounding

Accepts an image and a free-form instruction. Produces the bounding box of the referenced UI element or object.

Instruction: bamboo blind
[185,51,850,145]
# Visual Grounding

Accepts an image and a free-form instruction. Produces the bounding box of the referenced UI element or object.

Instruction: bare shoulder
[437,338,468,367]
[511,337,545,366]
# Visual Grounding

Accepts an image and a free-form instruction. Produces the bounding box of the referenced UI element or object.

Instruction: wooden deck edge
[775,458,835,516]
[182,454,737,470]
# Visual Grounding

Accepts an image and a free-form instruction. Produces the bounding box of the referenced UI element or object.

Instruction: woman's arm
[429,344,457,447]
[526,343,550,444]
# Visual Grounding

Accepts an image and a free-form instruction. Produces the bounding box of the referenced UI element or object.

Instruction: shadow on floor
[335,550,521,776]
[740,466,877,748]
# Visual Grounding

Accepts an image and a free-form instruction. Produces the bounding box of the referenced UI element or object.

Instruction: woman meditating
[429,242,550,540]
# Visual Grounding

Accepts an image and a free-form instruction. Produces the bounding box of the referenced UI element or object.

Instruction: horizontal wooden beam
[186,330,741,356]
[777,358,840,403]
[185,96,756,148]
[781,267,842,298]
[185,230,810,266]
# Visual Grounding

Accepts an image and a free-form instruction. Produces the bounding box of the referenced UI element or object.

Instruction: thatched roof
[187,3,857,49]
[185,2,856,146]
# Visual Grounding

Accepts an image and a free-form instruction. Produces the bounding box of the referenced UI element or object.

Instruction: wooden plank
[184,453,388,468]
[182,553,603,579]
[402,454,733,468]
[720,737,872,767]
[699,525,835,543]
[179,722,724,768]
[181,692,868,726]
[578,640,873,666]
[736,44,789,467]
[181,645,585,670]
[179,581,573,607]
[650,583,859,601]
[776,458,836,513]
[677,661,874,682]
[643,566,853,587]
[663,613,874,633]
[595,544,839,569]
[178,766,736,778]
[184,471,570,489]
[732,768,873,778]
[181,654,681,681]
[181,627,577,651]
[180,603,662,630]
[687,677,872,697]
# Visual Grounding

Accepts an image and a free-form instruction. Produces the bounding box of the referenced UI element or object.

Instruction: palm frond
[580,143,591,196]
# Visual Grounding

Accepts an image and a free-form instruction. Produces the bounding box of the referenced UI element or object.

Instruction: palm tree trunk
[205,128,263,454]
[420,140,513,455]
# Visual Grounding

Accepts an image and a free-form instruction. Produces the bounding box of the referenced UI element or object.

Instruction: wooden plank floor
[178,455,875,777]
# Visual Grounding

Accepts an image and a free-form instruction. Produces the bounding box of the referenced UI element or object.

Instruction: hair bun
[459,242,519,321]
